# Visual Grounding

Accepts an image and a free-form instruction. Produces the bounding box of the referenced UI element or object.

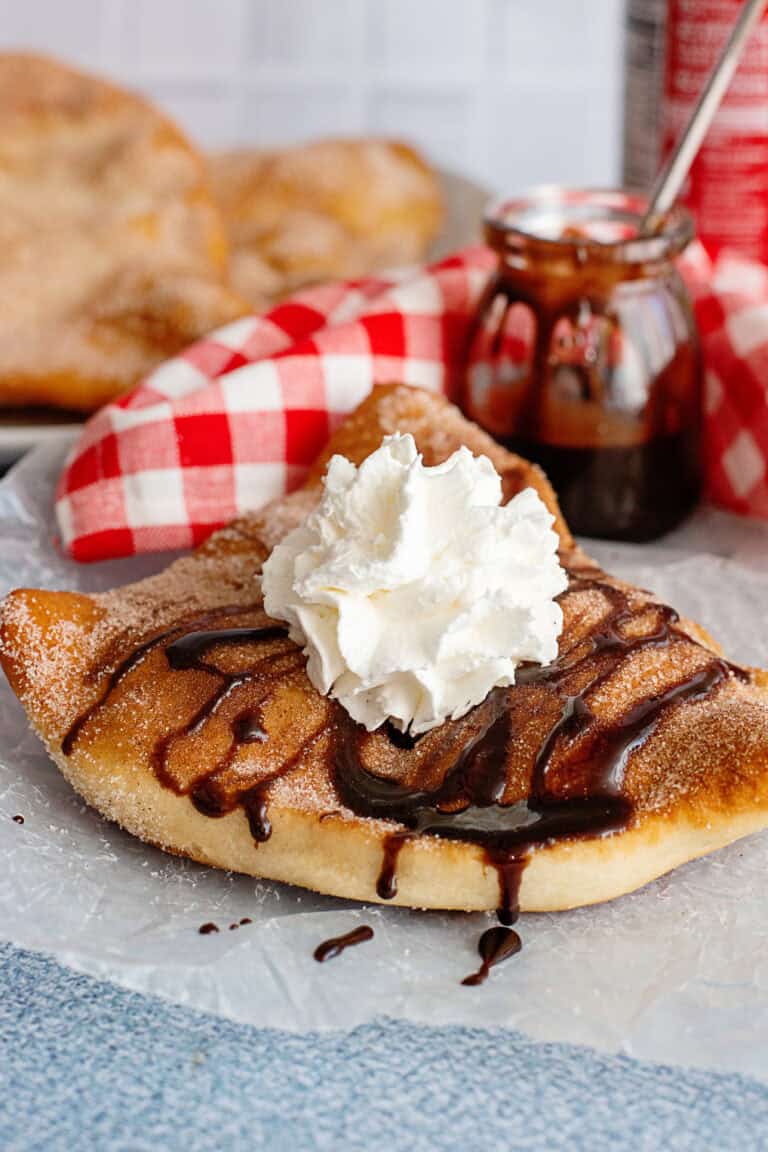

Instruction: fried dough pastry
[0,54,248,412]
[210,139,444,306]
[3,384,768,915]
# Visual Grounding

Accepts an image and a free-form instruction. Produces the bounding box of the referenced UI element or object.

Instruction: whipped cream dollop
[261,433,567,735]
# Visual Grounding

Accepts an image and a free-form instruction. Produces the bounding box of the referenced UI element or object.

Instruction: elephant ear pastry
[0,53,247,412]
[209,138,444,306]
[2,383,768,917]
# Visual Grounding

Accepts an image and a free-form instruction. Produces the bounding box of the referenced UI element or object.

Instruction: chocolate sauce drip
[461,926,522,986]
[198,922,219,935]
[383,722,421,752]
[181,713,317,838]
[313,925,374,962]
[334,572,743,926]
[488,854,527,927]
[12,814,24,825]
[242,785,273,842]
[504,435,702,542]
[153,624,322,845]
[376,832,413,900]
[189,782,223,818]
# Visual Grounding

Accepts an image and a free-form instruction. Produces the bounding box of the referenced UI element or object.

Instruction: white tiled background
[0,0,626,194]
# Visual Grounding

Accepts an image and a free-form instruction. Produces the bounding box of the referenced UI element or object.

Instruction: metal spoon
[640,0,768,235]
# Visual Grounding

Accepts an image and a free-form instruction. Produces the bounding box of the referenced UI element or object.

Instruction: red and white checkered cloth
[56,244,768,562]
[687,249,768,518]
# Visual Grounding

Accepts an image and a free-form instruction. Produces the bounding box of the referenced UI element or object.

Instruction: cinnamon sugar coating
[210,139,443,307]
[0,53,247,411]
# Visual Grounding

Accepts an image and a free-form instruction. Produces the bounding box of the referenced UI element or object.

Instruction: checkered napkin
[686,249,768,519]
[55,245,768,562]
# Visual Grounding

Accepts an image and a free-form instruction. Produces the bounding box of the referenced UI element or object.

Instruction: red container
[624,0,768,264]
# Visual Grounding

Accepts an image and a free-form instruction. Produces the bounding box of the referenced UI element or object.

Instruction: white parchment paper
[2,440,768,1079]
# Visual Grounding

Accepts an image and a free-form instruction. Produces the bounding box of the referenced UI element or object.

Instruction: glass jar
[461,188,703,541]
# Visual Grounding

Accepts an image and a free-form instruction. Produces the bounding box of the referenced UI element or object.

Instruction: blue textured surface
[1,942,767,1152]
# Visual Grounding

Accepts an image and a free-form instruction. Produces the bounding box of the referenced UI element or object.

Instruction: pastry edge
[38,719,768,915]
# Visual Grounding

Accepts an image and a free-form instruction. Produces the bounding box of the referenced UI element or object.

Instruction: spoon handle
[641,0,768,234]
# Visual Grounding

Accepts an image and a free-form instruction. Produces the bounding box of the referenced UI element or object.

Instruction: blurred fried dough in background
[0,54,248,412]
[0,55,444,414]
[209,139,444,307]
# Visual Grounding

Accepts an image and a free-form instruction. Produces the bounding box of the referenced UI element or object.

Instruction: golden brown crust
[2,384,768,913]
[0,53,248,412]
[305,383,572,547]
[210,138,444,306]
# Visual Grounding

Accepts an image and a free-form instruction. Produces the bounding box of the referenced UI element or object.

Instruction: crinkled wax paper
[2,440,768,1080]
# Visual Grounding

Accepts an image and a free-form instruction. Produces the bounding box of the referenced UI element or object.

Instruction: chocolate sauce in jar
[504,430,701,542]
[462,190,703,542]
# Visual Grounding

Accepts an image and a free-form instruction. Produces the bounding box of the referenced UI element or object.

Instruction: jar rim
[484,187,695,263]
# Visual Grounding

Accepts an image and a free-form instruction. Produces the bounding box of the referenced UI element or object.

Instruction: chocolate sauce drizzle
[313,925,374,962]
[61,569,748,966]
[62,604,266,757]
[334,572,747,928]
[198,922,219,935]
[61,611,318,844]
[461,926,522,986]
[376,831,413,900]
[157,624,303,841]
